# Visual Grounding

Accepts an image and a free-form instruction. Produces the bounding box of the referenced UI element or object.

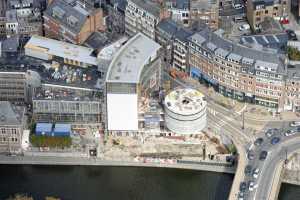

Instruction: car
[265,128,278,137]
[284,129,296,136]
[259,151,268,160]
[239,24,250,31]
[254,138,263,146]
[233,3,244,9]
[286,29,297,41]
[271,137,280,145]
[240,182,247,192]
[253,168,260,179]
[290,121,300,127]
[248,181,257,191]
[244,165,252,176]
[247,150,255,160]
[238,192,244,200]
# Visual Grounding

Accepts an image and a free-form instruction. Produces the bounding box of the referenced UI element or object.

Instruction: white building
[105,33,161,136]
[164,88,207,134]
[24,35,98,67]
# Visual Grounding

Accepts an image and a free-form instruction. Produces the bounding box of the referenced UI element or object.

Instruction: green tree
[287,47,300,61]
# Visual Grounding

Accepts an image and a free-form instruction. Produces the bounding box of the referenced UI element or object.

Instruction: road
[240,122,300,200]
[164,71,300,200]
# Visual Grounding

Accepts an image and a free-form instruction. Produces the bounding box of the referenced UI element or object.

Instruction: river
[0,165,298,200]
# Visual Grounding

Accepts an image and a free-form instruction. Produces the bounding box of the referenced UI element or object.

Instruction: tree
[287,47,300,61]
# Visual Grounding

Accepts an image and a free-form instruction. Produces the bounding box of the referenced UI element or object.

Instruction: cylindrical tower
[164,88,207,134]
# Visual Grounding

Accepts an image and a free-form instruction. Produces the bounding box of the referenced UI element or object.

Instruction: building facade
[105,33,162,136]
[5,0,43,38]
[125,0,170,40]
[188,29,287,110]
[0,101,26,153]
[247,0,290,30]
[32,84,103,124]
[43,0,105,44]
[190,0,219,30]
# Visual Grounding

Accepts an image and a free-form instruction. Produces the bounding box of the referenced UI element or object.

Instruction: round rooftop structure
[164,88,207,135]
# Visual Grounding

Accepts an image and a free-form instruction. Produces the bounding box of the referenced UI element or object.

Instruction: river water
[0,165,298,200]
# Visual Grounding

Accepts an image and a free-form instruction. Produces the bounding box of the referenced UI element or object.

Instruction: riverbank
[0,155,236,174]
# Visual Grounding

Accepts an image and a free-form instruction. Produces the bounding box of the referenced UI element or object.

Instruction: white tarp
[107,93,138,131]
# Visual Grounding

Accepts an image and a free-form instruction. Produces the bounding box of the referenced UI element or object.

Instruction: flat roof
[0,101,24,126]
[164,88,206,116]
[25,35,97,66]
[106,33,161,83]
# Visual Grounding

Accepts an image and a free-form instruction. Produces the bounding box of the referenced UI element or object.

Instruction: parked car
[290,121,300,127]
[259,151,268,160]
[238,192,244,200]
[284,129,296,137]
[239,24,250,31]
[265,128,278,137]
[240,182,247,192]
[253,168,260,179]
[248,181,257,191]
[247,150,255,160]
[254,138,263,146]
[286,29,297,41]
[245,165,252,176]
[271,137,280,145]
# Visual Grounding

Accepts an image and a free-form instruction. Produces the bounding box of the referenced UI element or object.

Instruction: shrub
[30,135,71,148]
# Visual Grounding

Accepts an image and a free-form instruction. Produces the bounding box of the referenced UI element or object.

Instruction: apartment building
[173,28,193,72]
[156,19,178,65]
[106,0,127,34]
[43,0,105,44]
[5,0,43,38]
[0,101,26,153]
[165,0,190,26]
[246,0,290,30]
[125,0,170,40]
[0,67,41,103]
[188,29,287,110]
[190,0,219,30]
[285,66,300,112]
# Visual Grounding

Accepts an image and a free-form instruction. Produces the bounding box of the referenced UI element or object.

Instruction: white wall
[107,93,138,131]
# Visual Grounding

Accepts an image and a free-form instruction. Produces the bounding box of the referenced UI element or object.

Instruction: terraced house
[188,28,288,111]
[43,0,105,44]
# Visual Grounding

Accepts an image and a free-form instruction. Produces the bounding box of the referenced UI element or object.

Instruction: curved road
[241,122,300,200]
[164,70,300,200]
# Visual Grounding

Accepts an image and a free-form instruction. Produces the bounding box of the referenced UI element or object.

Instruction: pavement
[0,154,236,173]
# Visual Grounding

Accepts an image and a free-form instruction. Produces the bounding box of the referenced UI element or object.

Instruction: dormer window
[67,15,78,27]
[52,6,65,19]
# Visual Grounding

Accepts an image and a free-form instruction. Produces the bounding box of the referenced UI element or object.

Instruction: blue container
[36,123,53,136]
[53,124,71,137]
